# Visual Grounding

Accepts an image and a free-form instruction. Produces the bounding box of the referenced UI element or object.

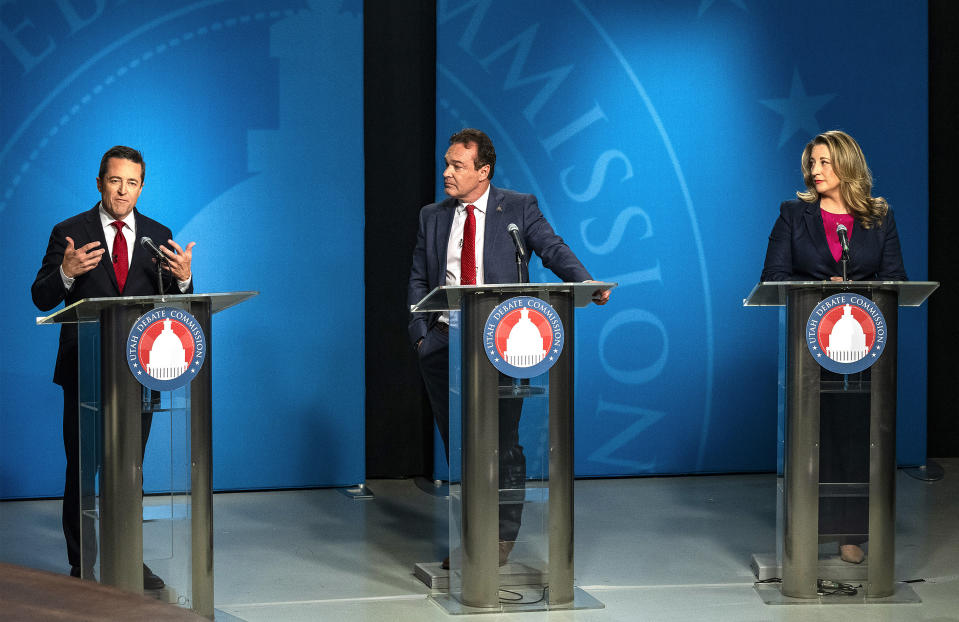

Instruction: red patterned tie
[111,221,128,293]
[460,204,476,285]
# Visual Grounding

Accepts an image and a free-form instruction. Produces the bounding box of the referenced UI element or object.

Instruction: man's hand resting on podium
[585,280,611,305]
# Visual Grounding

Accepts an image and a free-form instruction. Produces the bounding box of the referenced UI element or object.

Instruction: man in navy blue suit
[408,129,609,566]
[32,146,194,586]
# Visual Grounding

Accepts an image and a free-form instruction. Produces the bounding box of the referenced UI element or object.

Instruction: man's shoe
[441,556,450,570]
[69,565,82,578]
[839,544,865,564]
[143,564,165,590]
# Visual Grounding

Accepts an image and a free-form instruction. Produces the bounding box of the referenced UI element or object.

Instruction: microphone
[836,224,850,255]
[140,236,168,263]
[507,223,526,259]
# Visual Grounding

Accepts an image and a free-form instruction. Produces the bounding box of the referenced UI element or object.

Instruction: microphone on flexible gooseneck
[139,236,167,261]
[836,224,850,280]
[140,236,168,293]
[836,224,850,259]
[507,223,527,283]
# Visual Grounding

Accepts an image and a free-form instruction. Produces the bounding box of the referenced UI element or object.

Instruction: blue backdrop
[0,0,365,498]
[1,0,930,498]
[435,0,928,476]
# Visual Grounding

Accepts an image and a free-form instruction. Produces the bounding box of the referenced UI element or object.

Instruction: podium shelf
[743,281,938,307]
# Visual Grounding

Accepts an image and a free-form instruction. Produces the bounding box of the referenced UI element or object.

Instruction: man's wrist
[59,265,76,289]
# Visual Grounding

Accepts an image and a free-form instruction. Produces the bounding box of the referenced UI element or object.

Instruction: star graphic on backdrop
[760,68,836,148]
[698,0,747,17]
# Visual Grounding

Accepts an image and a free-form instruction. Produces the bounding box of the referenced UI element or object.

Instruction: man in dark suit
[31,146,195,586]
[408,129,609,566]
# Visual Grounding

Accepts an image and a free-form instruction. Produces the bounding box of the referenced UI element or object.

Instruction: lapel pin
[496,205,503,212]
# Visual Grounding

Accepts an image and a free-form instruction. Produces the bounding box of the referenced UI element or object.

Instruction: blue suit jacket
[407,185,591,346]
[31,204,193,385]
[760,199,907,282]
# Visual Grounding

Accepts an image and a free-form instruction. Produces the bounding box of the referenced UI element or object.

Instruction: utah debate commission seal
[127,307,206,390]
[485,296,564,379]
[806,292,887,374]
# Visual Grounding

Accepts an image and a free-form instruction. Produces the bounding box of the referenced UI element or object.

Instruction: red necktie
[460,204,476,285]
[111,221,128,293]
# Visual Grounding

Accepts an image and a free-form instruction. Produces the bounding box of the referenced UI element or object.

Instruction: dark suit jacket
[407,185,592,346]
[31,204,193,385]
[760,199,907,282]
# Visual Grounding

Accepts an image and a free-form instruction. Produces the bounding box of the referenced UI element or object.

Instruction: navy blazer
[407,185,592,346]
[760,199,907,282]
[31,204,193,385]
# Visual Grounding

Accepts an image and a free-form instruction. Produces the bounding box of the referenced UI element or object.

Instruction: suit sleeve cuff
[59,265,75,291]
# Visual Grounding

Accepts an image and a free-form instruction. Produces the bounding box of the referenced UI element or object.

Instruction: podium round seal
[806,292,887,374]
[485,296,564,379]
[126,307,206,390]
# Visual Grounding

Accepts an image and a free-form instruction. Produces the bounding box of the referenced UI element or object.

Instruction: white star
[760,68,836,148]
[698,0,747,17]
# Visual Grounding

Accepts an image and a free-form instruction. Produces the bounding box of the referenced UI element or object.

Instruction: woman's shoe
[839,544,865,564]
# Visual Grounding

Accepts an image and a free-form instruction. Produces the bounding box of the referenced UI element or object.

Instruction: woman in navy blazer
[760,130,907,566]
[761,131,907,282]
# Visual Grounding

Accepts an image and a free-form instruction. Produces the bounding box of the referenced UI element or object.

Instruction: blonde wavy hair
[797,130,888,228]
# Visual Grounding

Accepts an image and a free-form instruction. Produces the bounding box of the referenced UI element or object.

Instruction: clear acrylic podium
[411,282,612,614]
[744,281,937,603]
[37,291,257,619]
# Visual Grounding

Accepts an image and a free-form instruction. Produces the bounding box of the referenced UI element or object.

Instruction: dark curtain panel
[364,1,438,476]
[928,1,959,457]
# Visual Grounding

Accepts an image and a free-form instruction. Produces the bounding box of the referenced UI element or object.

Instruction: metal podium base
[413,563,604,614]
[751,552,868,583]
[755,581,921,605]
[144,585,179,605]
[413,561,543,591]
[430,586,603,615]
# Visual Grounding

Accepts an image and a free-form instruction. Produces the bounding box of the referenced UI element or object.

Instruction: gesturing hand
[160,239,195,282]
[61,237,104,278]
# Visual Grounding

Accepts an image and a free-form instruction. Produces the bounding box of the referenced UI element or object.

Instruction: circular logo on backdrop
[485,296,564,379]
[127,307,206,390]
[806,293,887,374]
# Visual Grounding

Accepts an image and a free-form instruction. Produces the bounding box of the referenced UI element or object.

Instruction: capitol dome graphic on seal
[485,296,564,379]
[806,293,887,374]
[127,307,207,391]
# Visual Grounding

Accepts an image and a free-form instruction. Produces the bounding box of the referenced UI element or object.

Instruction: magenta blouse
[820,209,855,262]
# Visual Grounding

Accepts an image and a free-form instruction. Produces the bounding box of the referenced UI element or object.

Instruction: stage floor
[2,460,958,621]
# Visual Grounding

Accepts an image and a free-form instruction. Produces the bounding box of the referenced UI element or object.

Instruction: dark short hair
[449,128,495,180]
[98,145,145,182]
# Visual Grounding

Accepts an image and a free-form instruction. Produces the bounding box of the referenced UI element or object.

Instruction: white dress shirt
[445,184,490,287]
[440,185,490,324]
